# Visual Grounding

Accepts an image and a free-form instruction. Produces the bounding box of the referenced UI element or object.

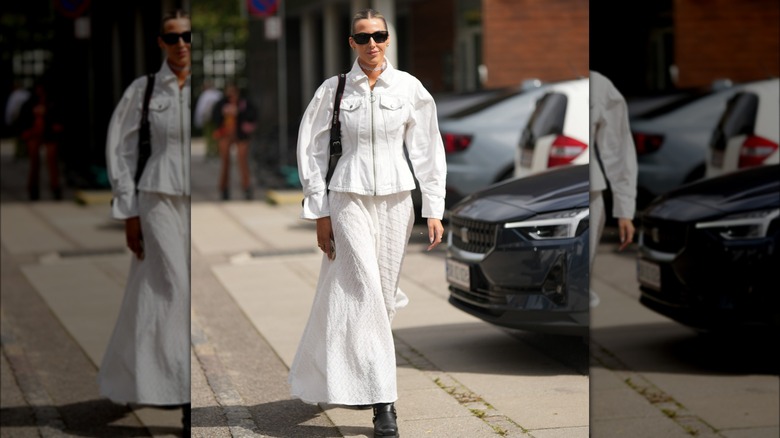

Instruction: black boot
[181,403,191,437]
[372,403,398,438]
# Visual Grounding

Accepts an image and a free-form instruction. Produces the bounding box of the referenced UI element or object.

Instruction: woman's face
[349,18,389,67]
[158,18,191,70]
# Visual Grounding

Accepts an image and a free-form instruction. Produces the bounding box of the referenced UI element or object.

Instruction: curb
[265,190,303,206]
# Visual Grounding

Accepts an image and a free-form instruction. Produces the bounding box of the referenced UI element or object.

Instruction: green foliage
[191,0,248,46]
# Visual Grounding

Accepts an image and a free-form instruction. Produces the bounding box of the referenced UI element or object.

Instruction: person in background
[589,70,638,306]
[211,83,257,200]
[194,80,222,157]
[99,9,191,437]
[289,8,447,438]
[18,79,64,201]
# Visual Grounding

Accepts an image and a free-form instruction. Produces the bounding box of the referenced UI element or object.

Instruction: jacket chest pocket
[378,95,406,134]
[339,97,363,143]
[147,97,172,131]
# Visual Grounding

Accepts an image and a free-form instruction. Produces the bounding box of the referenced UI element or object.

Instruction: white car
[629,78,775,211]
[705,78,779,178]
[514,77,590,179]
[438,83,548,207]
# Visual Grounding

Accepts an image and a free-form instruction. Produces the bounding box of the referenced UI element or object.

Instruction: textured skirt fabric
[289,191,415,405]
[98,191,191,405]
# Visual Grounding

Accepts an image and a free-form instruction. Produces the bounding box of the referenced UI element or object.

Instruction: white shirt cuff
[422,193,445,219]
[301,191,330,220]
[111,191,139,219]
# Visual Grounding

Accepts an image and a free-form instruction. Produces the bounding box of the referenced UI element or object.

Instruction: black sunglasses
[161,31,192,45]
[351,31,389,45]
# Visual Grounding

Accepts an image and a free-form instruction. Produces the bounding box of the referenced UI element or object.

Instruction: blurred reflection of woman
[99,9,191,436]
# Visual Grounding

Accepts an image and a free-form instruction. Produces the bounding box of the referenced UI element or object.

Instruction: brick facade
[409,0,456,92]
[482,0,589,87]
[674,0,780,88]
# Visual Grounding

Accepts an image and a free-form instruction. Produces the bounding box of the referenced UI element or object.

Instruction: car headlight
[695,208,779,240]
[504,208,589,240]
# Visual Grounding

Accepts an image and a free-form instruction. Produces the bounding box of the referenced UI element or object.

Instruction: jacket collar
[158,59,191,87]
[348,57,397,88]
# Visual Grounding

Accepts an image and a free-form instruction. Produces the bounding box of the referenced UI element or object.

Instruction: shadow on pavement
[0,399,174,437]
[591,322,779,376]
[394,322,588,377]
[193,399,343,438]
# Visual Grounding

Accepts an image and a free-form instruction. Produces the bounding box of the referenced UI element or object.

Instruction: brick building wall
[409,0,455,92]
[482,0,589,87]
[674,0,780,88]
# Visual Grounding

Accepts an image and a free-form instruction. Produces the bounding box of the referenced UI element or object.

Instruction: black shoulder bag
[134,73,156,187]
[325,73,347,190]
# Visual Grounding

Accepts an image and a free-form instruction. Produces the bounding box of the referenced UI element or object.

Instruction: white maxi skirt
[98,191,191,405]
[289,191,415,405]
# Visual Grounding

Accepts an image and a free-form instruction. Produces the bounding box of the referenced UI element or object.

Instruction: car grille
[450,216,498,253]
[641,218,688,253]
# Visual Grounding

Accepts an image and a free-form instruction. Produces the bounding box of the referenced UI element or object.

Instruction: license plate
[446,259,471,290]
[637,259,661,291]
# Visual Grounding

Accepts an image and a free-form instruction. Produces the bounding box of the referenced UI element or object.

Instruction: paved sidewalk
[3,136,775,438]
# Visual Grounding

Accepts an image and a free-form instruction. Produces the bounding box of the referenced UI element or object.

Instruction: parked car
[636,164,780,333]
[445,164,590,337]
[705,78,779,178]
[438,81,551,208]
[629,78,776,211]
[514,77,590,179]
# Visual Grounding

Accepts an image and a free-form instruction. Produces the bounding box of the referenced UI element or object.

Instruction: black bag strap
[134,73,155,187]
[329,73,347,155]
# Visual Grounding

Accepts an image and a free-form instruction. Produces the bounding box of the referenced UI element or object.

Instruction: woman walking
[99,9,191,436]
[289,8,447,438]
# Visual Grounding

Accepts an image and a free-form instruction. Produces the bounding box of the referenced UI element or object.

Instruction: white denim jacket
[590,70,638,220]
[297,59,447,220]
[106,61,191,219]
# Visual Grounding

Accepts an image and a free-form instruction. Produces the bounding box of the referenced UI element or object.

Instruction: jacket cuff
[111,191,139,219]
[421,193,445,219]
[300,190,330,220]
[611,192,636,220]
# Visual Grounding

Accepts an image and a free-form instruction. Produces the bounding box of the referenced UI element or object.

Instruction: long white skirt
[289,191,414,405]
[98,191,191,405]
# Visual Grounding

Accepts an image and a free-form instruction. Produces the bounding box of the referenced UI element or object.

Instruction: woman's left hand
[427,218,445,251]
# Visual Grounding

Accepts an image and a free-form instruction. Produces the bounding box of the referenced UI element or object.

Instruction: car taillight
[738,135,779,168]
[442,133,473,154]
[547,135,587,167]
[633,132,664,155]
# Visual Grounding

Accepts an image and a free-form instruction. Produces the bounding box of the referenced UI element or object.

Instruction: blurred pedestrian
[589,70,637,284]
[211,83,257,200]
[4,80,31,135]
[18,79,64,200]
[194,79,222,156]
[289,8,447,438]
[99,9,191,437]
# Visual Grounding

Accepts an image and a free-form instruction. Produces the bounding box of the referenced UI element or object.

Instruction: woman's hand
[427,218,445,251]
[316,216,335,260]
[125,216,144,260]
[617,217,635,251]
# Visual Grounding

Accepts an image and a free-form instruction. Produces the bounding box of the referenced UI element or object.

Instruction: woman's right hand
[125,216,144,260]
[316,216,335,260]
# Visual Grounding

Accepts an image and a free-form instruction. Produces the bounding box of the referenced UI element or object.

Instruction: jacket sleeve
[404,82,447,219]
[596,80,638,220]
[105,79,143,219]
[297,79,336,220]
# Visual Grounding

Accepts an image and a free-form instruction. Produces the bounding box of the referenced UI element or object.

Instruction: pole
[277,0,288,168]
